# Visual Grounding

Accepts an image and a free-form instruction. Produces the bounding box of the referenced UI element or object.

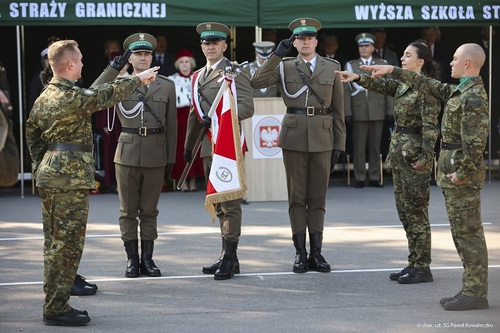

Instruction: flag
[204,77,246,222]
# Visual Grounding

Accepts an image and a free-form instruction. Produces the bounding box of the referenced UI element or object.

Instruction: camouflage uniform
[357,74,440,270]
[393,67,489,298]
[26,75,143,316]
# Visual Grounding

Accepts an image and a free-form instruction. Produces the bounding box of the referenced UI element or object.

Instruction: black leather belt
[122,127,165,136]
[441,141,462,150]
[394,124,421,134]
[286,107,329,116]
[47,143,93,152]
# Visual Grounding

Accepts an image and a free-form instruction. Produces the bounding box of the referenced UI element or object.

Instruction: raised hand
[335,70,360,83]
[274,34,296,58]
[110,49,132,71]
[359,64,394,78]
[137,66,159,84]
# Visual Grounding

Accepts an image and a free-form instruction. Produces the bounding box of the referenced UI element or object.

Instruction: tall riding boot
[124,240,140,278]
[202,238,240,275]
[140,240,161,277]
[214,240,238,280]
[292,233,308,273]
[308,233,331,272]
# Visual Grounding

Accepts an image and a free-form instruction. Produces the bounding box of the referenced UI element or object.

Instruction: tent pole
[16,25,25,198]
[255,26,262,42]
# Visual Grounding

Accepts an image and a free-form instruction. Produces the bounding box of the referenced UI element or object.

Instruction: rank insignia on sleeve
[82,89,97,96]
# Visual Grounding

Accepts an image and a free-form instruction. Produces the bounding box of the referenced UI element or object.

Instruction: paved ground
[0,177,499,333]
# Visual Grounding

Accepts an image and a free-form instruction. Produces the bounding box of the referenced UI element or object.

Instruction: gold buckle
[307,106,315,116]
[139,127,147,136]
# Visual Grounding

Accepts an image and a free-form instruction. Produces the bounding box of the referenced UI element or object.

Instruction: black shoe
[389,267,411,281]
[140,259,161,277]
[369,180,384,188]
[43,308,91,326]
[70,275,97,296]
[293,253,308,273]
[307,253,331,272]
[203,257,240,274]
[443,293,489,311]
[397,267,433,284]
[355,181,365,188]
[440,291,462,306]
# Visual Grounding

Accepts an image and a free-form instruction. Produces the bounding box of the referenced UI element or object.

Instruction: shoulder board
[156,74,173,83]
[323,57,340,66]
[282,57,295,62]
[194,68,203,74]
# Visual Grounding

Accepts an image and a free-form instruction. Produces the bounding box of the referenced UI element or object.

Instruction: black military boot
[70,274,98,296]
[307,233,331,272]
[140,240,161,277]
[214,240,238,280]
[292,233,308,273]
[202,238,240,274]
[124,240,140,278]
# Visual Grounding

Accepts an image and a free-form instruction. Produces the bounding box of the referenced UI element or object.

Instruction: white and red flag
[193,75,246,221]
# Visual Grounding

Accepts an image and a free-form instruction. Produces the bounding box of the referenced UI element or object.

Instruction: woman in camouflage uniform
[337,41,440,284]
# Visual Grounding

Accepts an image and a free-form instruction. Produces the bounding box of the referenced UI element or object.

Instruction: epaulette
[194,67,204,74]
[282,57,295,62]
[323,57,340,66]
[157,74,174,83]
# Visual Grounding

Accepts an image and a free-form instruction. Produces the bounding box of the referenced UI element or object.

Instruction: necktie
[306,62,312,75]
[365,60,370,65]
[205,67,213,79]
[377,49,383,58]
[159,55,163,65]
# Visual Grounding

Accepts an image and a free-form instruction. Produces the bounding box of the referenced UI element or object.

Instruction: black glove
[184,149,193,163]
[345,116,352,127]
[110,49,132,71]
[165,163,173,178]
[331,150,342,173]
[386,114,395,126]
[201,115,211,129]
[274,34,296,58]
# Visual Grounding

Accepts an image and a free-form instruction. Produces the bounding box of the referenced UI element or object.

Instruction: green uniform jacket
[251,54,345,152]
[26,76,142,189]
[357,74,440,170]
[243,60,279,98]
[92,66,177,167]
[392,67,488,188]
[185,57,254,157]
[344,58,394,121]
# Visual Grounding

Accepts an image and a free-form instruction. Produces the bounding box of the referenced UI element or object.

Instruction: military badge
[82,89,97,96]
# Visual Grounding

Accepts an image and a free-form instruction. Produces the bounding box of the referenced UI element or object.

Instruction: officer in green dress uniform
[92,33,177,279]
[251,18,345,273]
[184,22,254,280]
[244,41,279,97]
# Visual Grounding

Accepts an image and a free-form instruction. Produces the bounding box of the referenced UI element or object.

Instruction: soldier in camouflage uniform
[365,43,489,311]
[337,41,440,284]
[26,40,158,326]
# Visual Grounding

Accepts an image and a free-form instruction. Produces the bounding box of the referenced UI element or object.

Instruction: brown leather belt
[286,107,329,116]
[441,141,462,150]
[47,143,93,152]
[122,127,165,136]
[394,124,421,134]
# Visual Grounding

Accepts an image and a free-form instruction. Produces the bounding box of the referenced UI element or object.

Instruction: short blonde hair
[174,56,196,70]
[48,40,79,72]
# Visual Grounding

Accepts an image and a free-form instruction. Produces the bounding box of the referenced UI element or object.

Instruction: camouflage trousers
[393,168,431,270]
[39,188,89,316]
[442,187,488,298]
